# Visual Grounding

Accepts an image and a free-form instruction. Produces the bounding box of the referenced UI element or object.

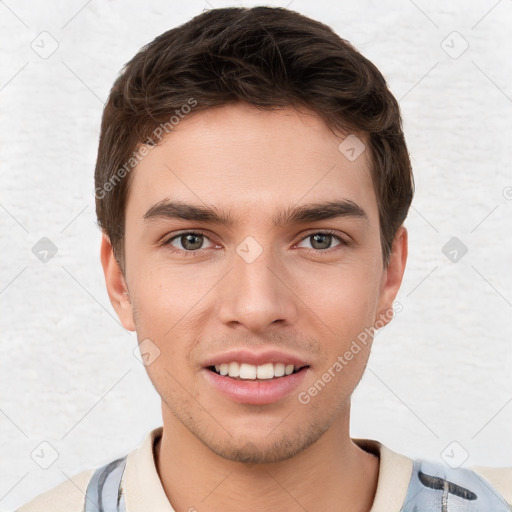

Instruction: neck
[154,404,379,512]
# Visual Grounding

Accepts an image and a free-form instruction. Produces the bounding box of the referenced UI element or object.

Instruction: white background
[1,0,511,509]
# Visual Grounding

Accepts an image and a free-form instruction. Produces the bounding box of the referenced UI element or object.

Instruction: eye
[162,231,216,254]
[295,231,346,252]
[161,229,348,257]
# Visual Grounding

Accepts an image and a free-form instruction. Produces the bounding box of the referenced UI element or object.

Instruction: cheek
[305,261,381,338]
[131,275,195,394]
[131,258,208,320]
[302,275,378,404]
[129,261,216,363]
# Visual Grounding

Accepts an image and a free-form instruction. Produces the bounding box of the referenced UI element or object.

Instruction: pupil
[312,233,331,250]
[183,234,202,250]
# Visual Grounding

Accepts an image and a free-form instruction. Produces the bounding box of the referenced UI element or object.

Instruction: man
[17,6,511,512]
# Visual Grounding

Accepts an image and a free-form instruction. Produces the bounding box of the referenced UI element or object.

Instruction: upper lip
[202,348,310,368]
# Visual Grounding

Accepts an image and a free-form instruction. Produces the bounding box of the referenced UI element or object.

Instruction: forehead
[126,103,377,223]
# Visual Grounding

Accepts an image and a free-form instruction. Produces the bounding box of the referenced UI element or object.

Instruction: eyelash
[160,229,349,257]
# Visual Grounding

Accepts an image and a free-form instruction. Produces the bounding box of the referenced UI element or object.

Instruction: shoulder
[354,439,511,511]
[15,428,161,512]
[470,465,512,505]
[401,458,511,511]
[15,467,95,512]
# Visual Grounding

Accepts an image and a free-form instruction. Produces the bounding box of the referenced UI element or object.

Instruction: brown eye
[178,233,204,250]
[310,233,333,250]
[164,231,215,253]
[296,231,344,251]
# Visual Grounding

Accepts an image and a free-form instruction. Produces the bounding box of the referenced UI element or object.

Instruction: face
[102,102,406,464]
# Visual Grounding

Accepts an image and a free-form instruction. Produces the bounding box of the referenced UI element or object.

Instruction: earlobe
[100,234,135,331]
[375,226,408,328]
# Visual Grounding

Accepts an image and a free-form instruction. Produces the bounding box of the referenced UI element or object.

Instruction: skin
[101,102,407,512]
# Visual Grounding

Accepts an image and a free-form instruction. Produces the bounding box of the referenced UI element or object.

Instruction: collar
[123,427,414,511]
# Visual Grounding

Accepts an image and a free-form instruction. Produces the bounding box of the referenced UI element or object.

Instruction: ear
[100,233,135,331]
[375,226,408,328]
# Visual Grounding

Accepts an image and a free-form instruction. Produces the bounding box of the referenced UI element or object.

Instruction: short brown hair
[94,6,414,270]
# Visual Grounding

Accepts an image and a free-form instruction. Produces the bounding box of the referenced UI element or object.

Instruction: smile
[203,364,310,404]
[209,362,307,380]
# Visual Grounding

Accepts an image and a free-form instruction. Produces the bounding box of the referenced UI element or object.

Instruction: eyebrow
[143,199,368,227]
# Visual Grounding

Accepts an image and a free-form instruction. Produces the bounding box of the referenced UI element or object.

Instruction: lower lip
[202,367,309,405]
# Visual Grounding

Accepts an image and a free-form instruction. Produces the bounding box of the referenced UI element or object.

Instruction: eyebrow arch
[143,199,367,227]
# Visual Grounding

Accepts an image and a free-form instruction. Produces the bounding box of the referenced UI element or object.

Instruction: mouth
[202,362,311,405]
[206,363,309,380]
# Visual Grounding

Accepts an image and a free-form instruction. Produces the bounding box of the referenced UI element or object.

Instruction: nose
[216,238,298,333]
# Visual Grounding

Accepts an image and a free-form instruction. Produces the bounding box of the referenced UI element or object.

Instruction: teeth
[256,363,274,379]
[274,363,285,377]
[229,361,240,377]
[239,363,257,379]
[212,362,303,379]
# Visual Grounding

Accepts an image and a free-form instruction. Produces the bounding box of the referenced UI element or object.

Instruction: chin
[202,422,329,465]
